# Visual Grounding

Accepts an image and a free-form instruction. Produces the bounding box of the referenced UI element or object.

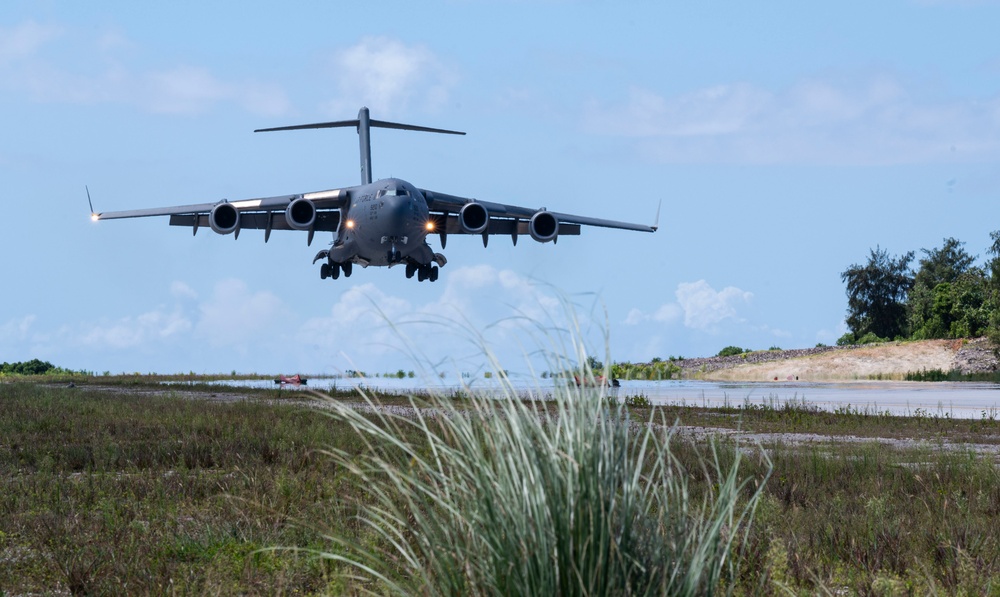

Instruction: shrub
[857,332,887,344]
[717,346,750,358]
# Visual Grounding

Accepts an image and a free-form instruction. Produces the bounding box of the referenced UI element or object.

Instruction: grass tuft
[311,303,771,595]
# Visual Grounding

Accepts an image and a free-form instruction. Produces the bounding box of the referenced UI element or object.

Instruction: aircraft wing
[92,187,354,242]
[420,188,658,237]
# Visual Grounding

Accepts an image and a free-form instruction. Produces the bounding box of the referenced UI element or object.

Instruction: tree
[909,238,981,339]
[841,246,914,340]
[914,237,976,290]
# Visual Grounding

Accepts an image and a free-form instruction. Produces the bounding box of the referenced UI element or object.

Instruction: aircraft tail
[255,107,465,185]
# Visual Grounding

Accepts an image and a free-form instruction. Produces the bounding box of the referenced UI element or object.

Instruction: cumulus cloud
[623,280,751,332]
[194,279,293,349]
[584,76,1000,165]
[324,36,457,116]
[4,272,605,374]
[675,280,753,330]
[293,266,586,374]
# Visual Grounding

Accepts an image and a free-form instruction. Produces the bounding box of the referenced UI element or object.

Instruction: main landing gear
[320,261,352,280]
[405,263,439,282]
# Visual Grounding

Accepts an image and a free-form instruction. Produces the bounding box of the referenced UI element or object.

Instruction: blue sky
[2,1,999,376]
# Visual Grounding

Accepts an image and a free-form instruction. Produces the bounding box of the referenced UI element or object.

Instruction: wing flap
[169,211,341,232]
[431,214,581,236]
[422,187,655,233]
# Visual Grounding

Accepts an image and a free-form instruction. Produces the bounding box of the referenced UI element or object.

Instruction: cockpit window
[377,188,409,198]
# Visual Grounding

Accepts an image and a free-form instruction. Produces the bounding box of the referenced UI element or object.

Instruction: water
[168,376,1000,419]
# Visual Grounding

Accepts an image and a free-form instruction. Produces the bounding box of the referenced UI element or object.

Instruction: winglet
[651,199,661,232]
[87,185,100,221]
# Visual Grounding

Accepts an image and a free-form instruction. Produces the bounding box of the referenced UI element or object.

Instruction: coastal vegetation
[840,233,1000,347]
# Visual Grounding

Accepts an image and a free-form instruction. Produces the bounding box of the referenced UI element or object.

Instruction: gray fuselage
[333,178,431,267]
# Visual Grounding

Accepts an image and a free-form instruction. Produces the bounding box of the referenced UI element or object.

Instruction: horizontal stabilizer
[255,119,464,136]
[255,107,464,185]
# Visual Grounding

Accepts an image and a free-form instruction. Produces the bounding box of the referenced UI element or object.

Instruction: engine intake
[529,211,559,243]
[285,197,316,231]
[209,203,239,235]
[459,202,489,234]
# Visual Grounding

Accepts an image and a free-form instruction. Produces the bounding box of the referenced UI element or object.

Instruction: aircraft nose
[384,195,419,235]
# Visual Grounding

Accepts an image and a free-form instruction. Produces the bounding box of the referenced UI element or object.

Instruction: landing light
[345,220,355,229]
[425,221,435,231]
[91,213,99,222]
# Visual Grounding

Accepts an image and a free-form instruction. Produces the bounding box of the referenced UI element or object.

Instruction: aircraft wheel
[330,264,340,280]
[406,263,416,279]
[430,266,439,282]
[342,262,353,277]
[417,267,427,282]
[320,263,330,279]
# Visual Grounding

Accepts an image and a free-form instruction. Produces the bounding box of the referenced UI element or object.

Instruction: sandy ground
[703,339,966,382]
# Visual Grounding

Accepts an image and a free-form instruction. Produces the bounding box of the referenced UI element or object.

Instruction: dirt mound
[688,338,998,382]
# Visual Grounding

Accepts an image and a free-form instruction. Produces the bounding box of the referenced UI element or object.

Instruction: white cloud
[0,20,290,116]
[0,315,36,343]
[653,303,683,324]
[0,21,62,64]
[194,279,293,349]
[676,280,753,330]
[141,66,290,116]
[584,76,1000,165]
[170,280,198,300]
[623,308,645,326]
[292,267,588,374]
[324,36,457,116]
[76,308,192,350]
[624,280,751,333]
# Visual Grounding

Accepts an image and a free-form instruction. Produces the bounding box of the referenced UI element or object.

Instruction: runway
[191,377,1000,419]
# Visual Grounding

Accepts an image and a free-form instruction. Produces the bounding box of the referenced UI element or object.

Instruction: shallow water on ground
[168,377,1000,419]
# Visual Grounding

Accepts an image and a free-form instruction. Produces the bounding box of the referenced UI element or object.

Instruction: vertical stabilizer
[357,107,373,185]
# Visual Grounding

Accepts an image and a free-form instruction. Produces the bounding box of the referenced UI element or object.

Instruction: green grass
[6,377,1000,594]
[0,382,356,594]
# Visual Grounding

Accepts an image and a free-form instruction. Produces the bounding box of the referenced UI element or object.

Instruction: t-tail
[254,107,465,185]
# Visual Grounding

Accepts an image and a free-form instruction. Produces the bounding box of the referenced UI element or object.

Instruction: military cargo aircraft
[91,107,657,282]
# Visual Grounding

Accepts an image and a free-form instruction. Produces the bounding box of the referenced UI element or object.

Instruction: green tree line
[840,233,1000,345]
[1,359,58,375]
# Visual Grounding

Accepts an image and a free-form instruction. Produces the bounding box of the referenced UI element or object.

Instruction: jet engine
[285,197,317,231]
[459,202,489,234]
[529,210,559,243]
[209,202,240,235]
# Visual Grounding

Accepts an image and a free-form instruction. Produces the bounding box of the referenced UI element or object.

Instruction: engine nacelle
[209,203,240,235]
[285,197,316,231]
[529,210,559,243]
[459,202,489,234]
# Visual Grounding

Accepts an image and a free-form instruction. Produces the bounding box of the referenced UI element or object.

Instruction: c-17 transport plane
[91,107,657,282]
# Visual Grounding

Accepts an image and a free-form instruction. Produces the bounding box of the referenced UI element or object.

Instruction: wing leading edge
[92,188,351,220]
[92,188,353,243]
